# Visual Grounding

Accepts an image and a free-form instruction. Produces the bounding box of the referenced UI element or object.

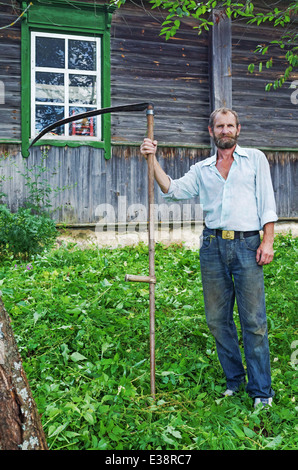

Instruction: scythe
[29,102,157,399]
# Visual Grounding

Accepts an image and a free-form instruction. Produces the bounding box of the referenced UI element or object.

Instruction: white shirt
[161,145,278,231]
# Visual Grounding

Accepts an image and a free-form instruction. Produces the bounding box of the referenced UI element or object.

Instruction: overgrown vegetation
[0,151,72,258]
[0,205,57,258]
[0,234,297,450]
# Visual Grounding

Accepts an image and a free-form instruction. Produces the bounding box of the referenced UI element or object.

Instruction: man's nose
[221,126,230,134]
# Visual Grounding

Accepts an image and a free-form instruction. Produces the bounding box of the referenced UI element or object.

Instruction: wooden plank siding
[0,0,297,226]
[232,20,298,149]
[267,152,298,219]
[0,2,21,141]
[110,4,210,146]
[1,144,297,223]
[0,145,206,224]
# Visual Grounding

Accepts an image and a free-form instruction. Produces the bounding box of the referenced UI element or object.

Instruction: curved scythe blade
[29,102,151,148]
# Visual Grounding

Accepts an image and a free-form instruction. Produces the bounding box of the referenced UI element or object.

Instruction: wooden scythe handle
[146,104,156,399]
[124,103,156,399]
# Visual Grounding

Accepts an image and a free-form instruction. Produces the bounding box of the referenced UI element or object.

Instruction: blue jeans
[199,228,274,398]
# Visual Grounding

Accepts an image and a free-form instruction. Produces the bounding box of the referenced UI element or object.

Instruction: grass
[0,233,297,450]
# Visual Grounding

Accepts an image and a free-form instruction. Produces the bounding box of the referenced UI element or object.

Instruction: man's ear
[237,124,241,136]
[208,126,214,138]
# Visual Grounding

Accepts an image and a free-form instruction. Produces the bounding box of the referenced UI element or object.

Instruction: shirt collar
[202,145,249,167]
[234,145,249,158]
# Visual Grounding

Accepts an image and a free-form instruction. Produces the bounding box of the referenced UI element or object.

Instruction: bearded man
[140,107,278,408]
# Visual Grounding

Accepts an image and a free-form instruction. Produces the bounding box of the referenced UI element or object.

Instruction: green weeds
[0,150,74,258]
[0,234,297,450]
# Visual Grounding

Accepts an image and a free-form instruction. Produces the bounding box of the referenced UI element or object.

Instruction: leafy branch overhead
[110,0,298,90]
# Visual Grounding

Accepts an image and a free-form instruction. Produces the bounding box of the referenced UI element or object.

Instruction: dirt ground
[57,221,298,250]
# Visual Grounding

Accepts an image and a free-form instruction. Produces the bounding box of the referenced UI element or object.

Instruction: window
[21,1,115,158]
[31,32,101,141]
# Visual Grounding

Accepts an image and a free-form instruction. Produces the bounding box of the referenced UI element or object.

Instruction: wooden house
[0,0,297,229]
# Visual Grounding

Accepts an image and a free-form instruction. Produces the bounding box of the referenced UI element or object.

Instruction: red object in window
[72,109,76,135]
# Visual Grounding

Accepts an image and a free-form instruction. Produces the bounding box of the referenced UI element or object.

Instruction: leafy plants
[0,204,57,258]
[0,150,74,258]
[0,234,297,450]
[18,151,72,217]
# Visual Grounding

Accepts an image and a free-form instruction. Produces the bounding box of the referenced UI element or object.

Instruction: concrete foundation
[57,221,298,250]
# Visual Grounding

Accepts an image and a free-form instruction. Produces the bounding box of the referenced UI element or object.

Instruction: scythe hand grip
[146,104,154,142]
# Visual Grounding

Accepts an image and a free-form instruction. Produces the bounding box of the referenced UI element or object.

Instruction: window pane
[36,72,64,103]
[32,34,101,141]
[68,39,96,71]
[36,36,65,68]
[69,107,97,137]
[35,105,65,136]
[69,74,97,105]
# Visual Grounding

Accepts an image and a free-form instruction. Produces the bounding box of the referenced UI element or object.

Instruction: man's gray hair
[209,108,240,129]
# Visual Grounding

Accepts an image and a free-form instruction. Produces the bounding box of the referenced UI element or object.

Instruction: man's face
[208,111,241,149]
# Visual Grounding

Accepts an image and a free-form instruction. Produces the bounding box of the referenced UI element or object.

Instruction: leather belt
[215,230,259,240]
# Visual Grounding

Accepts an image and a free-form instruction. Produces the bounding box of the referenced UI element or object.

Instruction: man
[140,108,278,408]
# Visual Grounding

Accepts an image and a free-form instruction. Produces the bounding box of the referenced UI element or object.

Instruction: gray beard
[213,135,238,149]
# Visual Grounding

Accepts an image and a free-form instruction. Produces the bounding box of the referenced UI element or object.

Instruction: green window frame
[21,0,115,158]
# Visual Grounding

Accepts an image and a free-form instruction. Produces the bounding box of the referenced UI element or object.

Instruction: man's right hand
[140,138,170,194]
[140,138,157,158]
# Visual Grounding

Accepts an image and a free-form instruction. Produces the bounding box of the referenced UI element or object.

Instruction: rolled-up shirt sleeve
[255,151,278,227]
[160,164,200,201]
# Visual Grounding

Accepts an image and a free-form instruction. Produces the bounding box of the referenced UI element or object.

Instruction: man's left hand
[256,241,274,265]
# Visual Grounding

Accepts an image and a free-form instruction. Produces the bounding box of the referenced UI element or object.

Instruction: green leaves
[70,352,88,362]
[116,0,297,90]
[0,205,58,258]
[0,149,78,259]
[1,235,297,450]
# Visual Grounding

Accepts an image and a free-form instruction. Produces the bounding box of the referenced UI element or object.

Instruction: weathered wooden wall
[1,144,297,224]
[232,19,298,149]
[0,1,297,148]
[110,4,210,146]
[0,1,21,141]
[0,0,297,225]
[0,145,205,224]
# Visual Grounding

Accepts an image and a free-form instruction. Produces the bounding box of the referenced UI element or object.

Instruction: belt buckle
[222,230,234,240]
